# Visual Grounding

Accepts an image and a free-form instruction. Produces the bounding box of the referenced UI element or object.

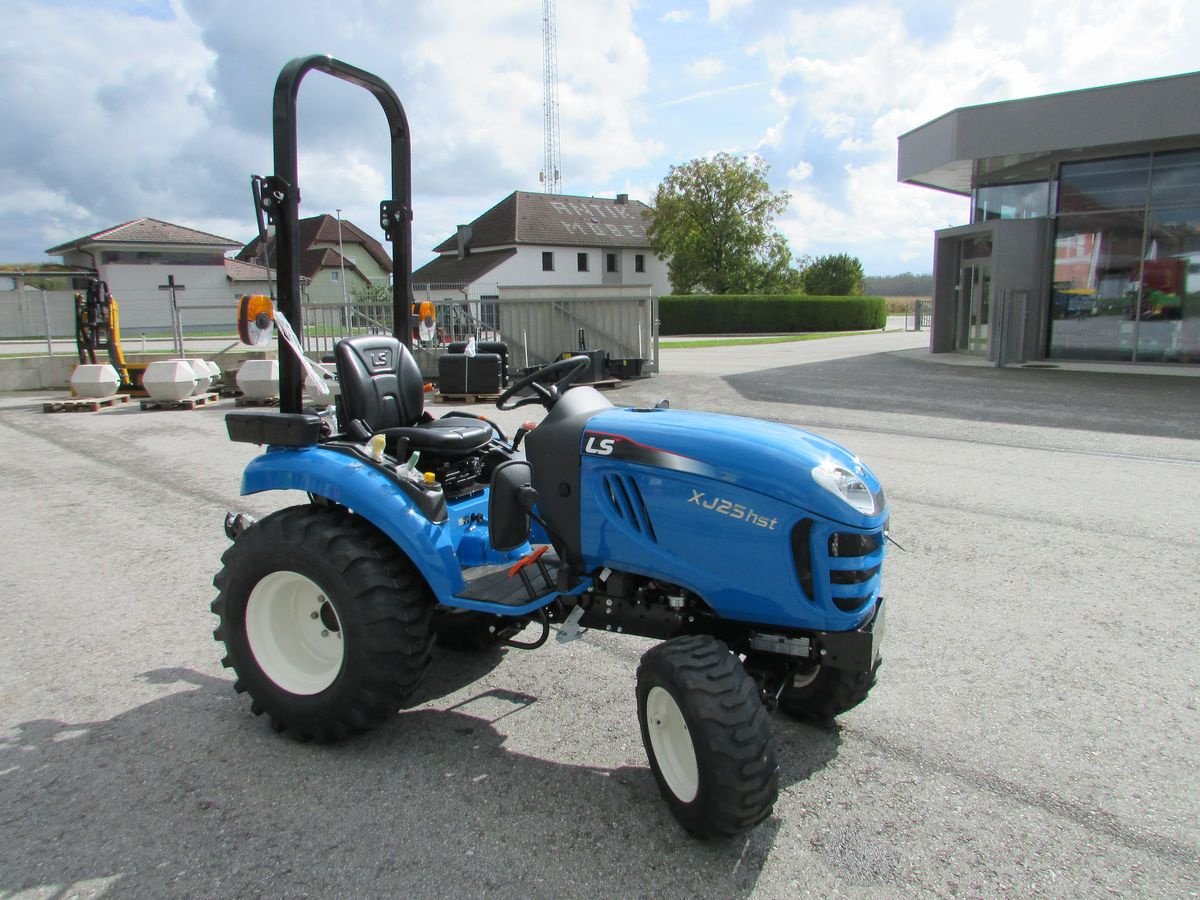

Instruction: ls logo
[369,350,391,370]
[584,436,616,456]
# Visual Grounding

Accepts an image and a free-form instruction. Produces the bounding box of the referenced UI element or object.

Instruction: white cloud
[786,161,813,182]
[659,81,767,108]
[686,57,727,80]
[0,0,661,262]
[745,0,1196,271]
[4,0,1199,274]
[779,160,968,272]
[708,0,752,22]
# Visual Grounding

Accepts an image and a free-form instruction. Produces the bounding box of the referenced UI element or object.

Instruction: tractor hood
[582,406,886,528]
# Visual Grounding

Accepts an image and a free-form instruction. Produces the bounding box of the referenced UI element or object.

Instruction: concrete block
[69,364,121,398]
[236,359,280,400]
[142,360,199,402]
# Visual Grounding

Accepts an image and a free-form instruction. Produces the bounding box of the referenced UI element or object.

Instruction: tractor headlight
[811,461,883,516]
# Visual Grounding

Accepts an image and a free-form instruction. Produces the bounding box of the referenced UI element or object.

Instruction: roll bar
[259,55,413,414]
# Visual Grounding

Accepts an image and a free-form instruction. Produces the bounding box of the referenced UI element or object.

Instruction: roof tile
[46,218,241,254]
[432,191,652,253]
[411,248,517,284]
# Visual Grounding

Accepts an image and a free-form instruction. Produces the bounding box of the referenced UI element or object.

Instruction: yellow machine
[75,278,140,390]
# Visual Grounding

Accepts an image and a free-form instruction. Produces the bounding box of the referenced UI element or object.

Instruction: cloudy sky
[1,0,1196,275]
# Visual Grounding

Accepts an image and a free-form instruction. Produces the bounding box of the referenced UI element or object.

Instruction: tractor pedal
[556,604,587,644]
[507,545,550,578]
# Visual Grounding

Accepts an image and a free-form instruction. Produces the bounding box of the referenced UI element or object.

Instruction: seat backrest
[335,335,425,441]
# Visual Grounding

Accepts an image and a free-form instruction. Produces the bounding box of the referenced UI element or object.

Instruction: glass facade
[1049,149,1200,363]
[974,182,1051,221]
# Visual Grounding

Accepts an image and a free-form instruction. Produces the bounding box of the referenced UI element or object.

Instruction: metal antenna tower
[540,0,562,194]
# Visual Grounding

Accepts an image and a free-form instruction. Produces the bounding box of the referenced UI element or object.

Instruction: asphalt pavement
[0,332,1197,898]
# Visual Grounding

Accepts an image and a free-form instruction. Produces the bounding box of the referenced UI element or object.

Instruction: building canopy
[898,71,1200,195]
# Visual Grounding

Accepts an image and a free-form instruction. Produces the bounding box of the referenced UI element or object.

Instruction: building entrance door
[956,263,992,354]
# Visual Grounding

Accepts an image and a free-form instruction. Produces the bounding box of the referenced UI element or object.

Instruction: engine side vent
[602,474,657,542]
[790,519,814,601]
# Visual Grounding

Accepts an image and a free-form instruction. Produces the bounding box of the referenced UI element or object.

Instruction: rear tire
[776,658,880,723]
[636,635,778,838]
[211,504,433,742]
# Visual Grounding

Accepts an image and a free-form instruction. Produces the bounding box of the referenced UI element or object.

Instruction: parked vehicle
[214,56,889,838]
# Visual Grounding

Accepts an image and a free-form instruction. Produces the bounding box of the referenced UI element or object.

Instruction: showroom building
[898,71,1200,366]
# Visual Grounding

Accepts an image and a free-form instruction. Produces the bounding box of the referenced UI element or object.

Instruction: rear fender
[240,446,464,599]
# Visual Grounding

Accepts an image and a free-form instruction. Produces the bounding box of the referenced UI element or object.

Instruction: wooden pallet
[139,392,220,411]
[434,392,501,404]
[234,395,279,407]
[43,394,131,413]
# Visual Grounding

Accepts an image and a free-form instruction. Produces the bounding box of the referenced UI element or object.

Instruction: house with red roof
[46,218,253,331]
[237,213,391,305]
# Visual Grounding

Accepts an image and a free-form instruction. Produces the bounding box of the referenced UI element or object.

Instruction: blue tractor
[214,57,888,838]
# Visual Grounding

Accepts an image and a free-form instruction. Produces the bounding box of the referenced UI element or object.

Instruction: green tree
[863,272,933,296]
[351,280,390,304]
[645,153,798,294]
[801,253,865,296]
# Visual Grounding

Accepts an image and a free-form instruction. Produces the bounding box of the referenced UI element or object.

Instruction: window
[1150,149,1200,208]
[606,253,618,273]
[635,254,645,273]
[577,252,589,272]
[542,251,554,271]
[480,296,500,330]
[330,269,340,282]
[1059,155,1149,214]
[1050,148,1200,363]
[98,250,225,266]
[972,182,1050,222]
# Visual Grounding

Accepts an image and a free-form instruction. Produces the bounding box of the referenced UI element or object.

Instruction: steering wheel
[496,355,592,410]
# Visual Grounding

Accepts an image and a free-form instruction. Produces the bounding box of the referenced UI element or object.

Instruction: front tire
[776,659,880,723]
[211,504,433,742]
[636,635,778,838]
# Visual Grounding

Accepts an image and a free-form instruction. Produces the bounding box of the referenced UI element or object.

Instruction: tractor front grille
[792,519,885,614]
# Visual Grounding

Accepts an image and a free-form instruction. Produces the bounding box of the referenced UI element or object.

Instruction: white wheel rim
[792,665,820,689]
[645,686,699,803]
[245,570,344,695]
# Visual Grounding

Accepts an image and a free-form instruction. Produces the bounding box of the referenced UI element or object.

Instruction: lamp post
[336,208,349,332]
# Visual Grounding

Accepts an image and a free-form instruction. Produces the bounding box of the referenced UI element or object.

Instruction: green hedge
[659,294,887,335]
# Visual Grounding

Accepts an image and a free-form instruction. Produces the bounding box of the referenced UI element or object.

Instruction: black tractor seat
[335,334,492,457]
[368,420,491,454]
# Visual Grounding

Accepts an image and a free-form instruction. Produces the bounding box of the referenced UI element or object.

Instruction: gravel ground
[1,334,1197,898]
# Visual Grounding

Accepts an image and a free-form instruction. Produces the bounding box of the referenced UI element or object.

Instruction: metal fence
[0,284,245,356]
[495,288,656,371]
[301,283,658,374]
[906,300,933,332]
[300,291,504,358]
[3,280,660,377]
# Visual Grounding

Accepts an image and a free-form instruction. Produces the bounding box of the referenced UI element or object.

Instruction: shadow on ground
[725,353,1199,439]
[0,661,839,898]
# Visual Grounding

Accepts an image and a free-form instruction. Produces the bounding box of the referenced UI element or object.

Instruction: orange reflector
[237,294,274,346]
[507,545,549,578]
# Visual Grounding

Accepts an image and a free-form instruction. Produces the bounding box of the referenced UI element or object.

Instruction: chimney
[456,225,472,258]
[615,193,629,205]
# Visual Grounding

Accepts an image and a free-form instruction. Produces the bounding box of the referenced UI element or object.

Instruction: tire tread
[637,635,778,837]
[211,504,433,742]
